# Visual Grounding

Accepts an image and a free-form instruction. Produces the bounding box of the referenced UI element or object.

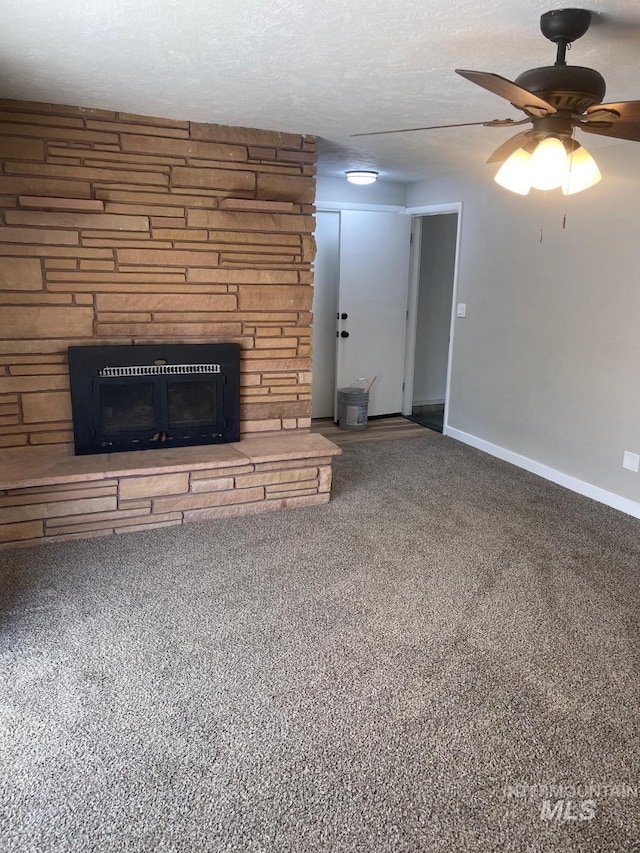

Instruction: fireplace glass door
[100,380,156,437]
[93,375,224,450]
[167,379,218,429]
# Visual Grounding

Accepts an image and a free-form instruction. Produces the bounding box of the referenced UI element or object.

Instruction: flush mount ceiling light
[345,170,378,185]
[352,8,640,197]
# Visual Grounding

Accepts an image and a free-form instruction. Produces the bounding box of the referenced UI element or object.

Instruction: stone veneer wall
[0,99,316,448]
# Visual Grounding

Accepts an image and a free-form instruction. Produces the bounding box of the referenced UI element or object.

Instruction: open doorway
[403,208,461,434]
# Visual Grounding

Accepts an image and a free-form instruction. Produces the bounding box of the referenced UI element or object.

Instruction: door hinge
[410,232,413,245]
[402,381,405,391]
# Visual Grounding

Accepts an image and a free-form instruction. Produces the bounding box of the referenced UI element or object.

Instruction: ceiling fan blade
[578,121,640,143]
[351,120,506,138]
[486,130,535,164]
[456,69,556,117]
[585,101,640,122]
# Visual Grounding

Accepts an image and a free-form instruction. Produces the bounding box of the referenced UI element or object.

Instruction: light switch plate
[622,451,640,472]
[457,303,467,318]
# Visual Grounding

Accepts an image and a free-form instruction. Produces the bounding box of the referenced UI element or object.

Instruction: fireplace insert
[68,343,240,455]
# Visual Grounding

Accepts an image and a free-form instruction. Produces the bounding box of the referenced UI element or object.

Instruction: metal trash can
[337,386,369,430]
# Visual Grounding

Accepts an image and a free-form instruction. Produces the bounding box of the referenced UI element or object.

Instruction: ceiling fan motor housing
[515,65,606,113]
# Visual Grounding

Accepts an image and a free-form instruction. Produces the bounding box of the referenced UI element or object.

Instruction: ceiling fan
[353,8,640,195]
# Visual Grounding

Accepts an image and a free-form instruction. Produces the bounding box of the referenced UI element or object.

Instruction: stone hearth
[0,433,340,547]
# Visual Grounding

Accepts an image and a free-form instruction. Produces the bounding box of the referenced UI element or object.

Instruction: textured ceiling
[2,1,640,182]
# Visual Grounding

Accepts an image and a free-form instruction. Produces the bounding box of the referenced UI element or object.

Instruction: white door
[337,210,412,416]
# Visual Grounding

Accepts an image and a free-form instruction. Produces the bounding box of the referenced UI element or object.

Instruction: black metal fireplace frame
[68,343,240,456]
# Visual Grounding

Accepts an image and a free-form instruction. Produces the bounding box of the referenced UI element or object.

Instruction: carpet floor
[1,436,639,853]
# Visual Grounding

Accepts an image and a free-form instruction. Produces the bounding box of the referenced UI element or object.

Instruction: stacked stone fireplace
[0,99,340,547]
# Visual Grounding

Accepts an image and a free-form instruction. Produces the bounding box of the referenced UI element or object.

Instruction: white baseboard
[446,427,640,520]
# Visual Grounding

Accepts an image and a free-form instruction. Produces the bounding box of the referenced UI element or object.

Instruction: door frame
[402,202,463,436]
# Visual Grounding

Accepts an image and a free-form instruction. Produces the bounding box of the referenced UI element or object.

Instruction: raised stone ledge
[0,433,341,547]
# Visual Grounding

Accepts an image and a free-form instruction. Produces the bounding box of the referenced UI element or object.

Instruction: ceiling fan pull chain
[563,131,576,230]
[540,190,548,246]
[539,192,548,245]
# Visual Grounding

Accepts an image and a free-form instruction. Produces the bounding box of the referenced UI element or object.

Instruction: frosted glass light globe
[530,137,569,191]
[562,146,601,195]
[494,148,533,195]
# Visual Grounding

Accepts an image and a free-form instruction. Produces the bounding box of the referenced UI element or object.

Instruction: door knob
[341,331,349,338]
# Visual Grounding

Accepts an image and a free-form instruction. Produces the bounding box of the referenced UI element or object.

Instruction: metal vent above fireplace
[68,343,240,456]
[98,363,222,378]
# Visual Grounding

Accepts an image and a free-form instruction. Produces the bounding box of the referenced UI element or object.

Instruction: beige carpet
[1,435,638,852]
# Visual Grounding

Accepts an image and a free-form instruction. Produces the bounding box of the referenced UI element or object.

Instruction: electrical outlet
[456,303,467,318]
[622,451,640,472]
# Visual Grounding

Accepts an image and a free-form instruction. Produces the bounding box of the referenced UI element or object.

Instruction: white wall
[406,142,640,508]
[413,213,457,405]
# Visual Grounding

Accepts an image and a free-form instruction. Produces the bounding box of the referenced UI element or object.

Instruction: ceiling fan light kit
[354,8,639,200]
[345,170,378,185]
[495,137,602,196]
